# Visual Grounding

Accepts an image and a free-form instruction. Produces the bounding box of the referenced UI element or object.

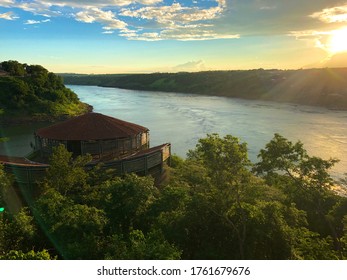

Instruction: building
[0,112,171,186]
[34,112,150,159]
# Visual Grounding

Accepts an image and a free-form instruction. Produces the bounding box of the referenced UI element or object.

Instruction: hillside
[62,68,347,110]
[0,61,90,123]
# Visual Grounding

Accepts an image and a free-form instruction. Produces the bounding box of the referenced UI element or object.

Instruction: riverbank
[61,68,347,111]
[0,103,92,125]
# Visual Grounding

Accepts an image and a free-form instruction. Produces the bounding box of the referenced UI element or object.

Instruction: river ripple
[70,85,347,179]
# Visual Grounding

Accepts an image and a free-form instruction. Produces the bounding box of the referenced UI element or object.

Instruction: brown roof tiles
[36,112,148,141]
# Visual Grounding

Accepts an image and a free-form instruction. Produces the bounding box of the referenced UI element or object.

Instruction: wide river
[1,85,347,179]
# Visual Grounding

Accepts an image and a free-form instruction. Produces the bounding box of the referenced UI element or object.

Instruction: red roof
[36,113,148,141]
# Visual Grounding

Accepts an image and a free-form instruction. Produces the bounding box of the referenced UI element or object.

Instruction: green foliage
[100,174,158,235]
[0,60,88,120]
[2,134,346,260]
[151,133,347,259]
[0,165,12,206]
[253,133,346,258]
[254,133,338,191]
[31,145,178,259]
[187,133,251,186]
[0,249,55,260]
[43,144,92,198]
[169,154,185,168]
[291,229,339,260]
[0,208,40,256]
[104,230,181,260]
[34,187,108,259]
[253,133,339,219]
[1,60,26,76]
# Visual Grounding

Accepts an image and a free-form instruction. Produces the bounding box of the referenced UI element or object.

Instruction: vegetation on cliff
[0,60,90,123]
[62,68,347,110]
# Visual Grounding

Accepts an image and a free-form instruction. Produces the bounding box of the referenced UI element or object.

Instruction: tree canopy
[1,133,347,260]
[0,60,89,122]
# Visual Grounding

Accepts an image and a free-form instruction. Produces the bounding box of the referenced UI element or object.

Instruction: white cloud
[119,28,138,37]
[12,1,58,17]
[25,19,41,25]
[120,30,161,41]
[75,8,127,29]
[217,0,226,8]
[173,60,206,72]
[123,28,239,41]
[289,30,330,38]
[289,3,347,53]
[310,4,347,23]
[75,11,96,23]
[0,0,237,41]
[288,30,333,52]
[138,32,161,41]
[24,18,51,24]
[119,0,238,40]
[0,0,15,6]
[0,11,18,20]
[159,25,239,41]
[120,2,224,24]
[37,0,163,8]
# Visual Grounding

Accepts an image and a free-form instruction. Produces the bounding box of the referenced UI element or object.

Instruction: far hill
[0,60,90,123]
[62,68,347,110]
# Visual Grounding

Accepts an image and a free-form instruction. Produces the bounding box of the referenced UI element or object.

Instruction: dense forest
[62,68,347,110]
[0,61,90,123]
[1,133,347,260]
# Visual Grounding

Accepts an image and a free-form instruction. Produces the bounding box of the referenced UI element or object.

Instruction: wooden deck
[0,155,49,167]
[0,143,171,185]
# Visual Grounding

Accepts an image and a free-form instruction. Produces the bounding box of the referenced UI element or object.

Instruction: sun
[329,27,347,54]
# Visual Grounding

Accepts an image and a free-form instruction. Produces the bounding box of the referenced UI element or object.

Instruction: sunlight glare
[329,27,347,54]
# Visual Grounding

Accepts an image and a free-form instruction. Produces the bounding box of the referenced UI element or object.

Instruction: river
[1,85,347,179]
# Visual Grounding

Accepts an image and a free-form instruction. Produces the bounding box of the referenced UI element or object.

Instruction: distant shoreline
[61,68,347,111]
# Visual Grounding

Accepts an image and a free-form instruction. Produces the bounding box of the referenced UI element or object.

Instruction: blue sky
[1,0,347,73]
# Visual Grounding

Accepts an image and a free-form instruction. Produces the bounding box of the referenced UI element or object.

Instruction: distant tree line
[62,68,347,110]
[0,60,89,121]
[1,134,347,260]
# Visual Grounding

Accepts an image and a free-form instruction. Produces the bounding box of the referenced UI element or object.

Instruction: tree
[1,60,25,76]
[0,60,89,119]
[158,134,294,259]
[100,174,158,236]
[0,249,55,260]
[254,133,345,257]
[42,144,92,199]
[3,131,345,260]
[253,133,338,192]
[104,230,181,260]
[185,134,261,259]
[34,188,108,259]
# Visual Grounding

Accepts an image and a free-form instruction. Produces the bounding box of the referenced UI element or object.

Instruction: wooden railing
[1,143,171,186]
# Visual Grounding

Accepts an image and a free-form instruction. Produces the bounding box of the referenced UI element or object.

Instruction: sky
[1,0,347,73]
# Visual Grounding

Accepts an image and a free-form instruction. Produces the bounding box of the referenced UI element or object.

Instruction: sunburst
[329,27,347,54]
